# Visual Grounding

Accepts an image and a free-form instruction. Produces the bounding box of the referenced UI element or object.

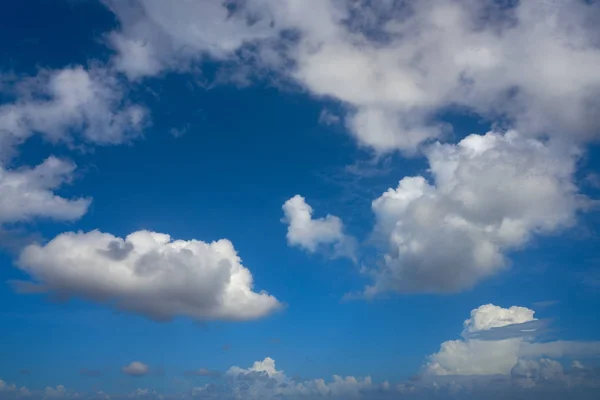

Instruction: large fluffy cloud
[363,130,584,295]
[105,0,600,152]
[282,195,355,258]
[426,304,600,378]
[15,230,281,321]
[0,157,90,225]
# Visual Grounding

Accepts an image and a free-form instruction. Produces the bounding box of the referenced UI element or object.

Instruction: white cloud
[43,385,79,399]
[16,230,281,321]
[0,65,147,161]
[104,0,600,153]
[425,304,600,378]
[282,195,355,258]
[463,304,536,333]
[364,130,583,295]
[104,0,276,79]
[426,304,538,376]
[122,362,149,377]
[0,157,90,226]
[226,357,379,399]
[0,379,29,397]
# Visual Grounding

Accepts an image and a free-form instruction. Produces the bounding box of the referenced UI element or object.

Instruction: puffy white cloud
[122,362,149,377]
[104,0,600,152]
[463,304,536,333]
[425,304,600,379]
[427,304,537,376]
[364,130,583,295]
[0,66,147,161]
[16,230,281,321]
[0,157,90,226]
[282,195,355,258]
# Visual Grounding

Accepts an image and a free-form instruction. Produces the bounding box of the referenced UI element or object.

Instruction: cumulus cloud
[0,379,29,398]
[425,304,600,379]
[0,66,147,161]
[15,230,281,321]
[104,0,600,153]
[43,385,79,399]
[122,362,149,377]
[225,357,381,399]
[362,130,584,295]
[282,195,355,258]
[0,157,90,226]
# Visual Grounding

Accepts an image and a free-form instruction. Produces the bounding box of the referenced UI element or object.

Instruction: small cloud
[318,109,340,126]
[169,124,190,138]
[122,361,149,377]
[184,368,221,378]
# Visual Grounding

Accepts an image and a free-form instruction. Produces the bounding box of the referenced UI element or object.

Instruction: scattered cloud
[225,357,381,399]
[282,195,356,259]
[15,230,282,321]
[122,362,149,377]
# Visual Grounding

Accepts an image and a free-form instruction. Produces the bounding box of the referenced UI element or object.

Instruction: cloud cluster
[105,0,600,153]
[363,130,584,295]
[224,357,381,399]
[16,230,281,321]
[0,65,147,230]
[282,195,355,258]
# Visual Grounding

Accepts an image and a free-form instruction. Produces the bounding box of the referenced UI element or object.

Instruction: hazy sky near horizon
[1,1,600,399]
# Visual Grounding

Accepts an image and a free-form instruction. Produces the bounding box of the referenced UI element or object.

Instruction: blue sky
[1,1,600,399]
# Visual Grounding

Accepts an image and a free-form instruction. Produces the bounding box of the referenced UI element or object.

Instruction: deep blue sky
[1,0,600,398]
